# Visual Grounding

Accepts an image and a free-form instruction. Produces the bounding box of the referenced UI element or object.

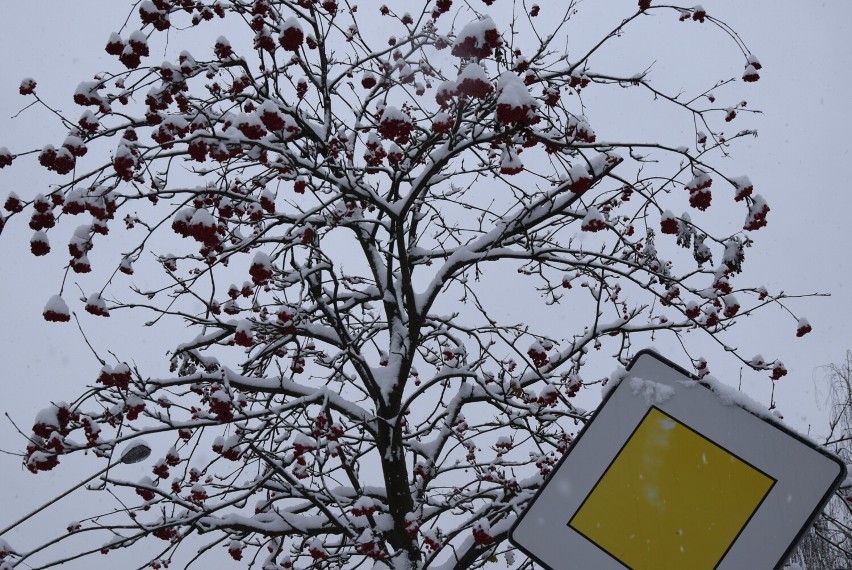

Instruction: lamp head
[118,441,151,465]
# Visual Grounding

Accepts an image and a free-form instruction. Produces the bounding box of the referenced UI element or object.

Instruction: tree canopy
[0,1,808,568]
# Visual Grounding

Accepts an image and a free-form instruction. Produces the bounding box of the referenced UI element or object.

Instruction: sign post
[509,350,846,570]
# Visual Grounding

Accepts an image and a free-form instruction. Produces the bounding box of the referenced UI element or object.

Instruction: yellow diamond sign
[509,351,846,570]
[569,407,774,570]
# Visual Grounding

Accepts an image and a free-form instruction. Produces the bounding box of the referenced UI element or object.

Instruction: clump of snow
[695,374,780,423]
[588,151,622,176]
[796,317,812,337]
[495,72,538,125]
[43,294,71,322]
[567,114,595,142]
[743,194,770,231]
[0,147,13,169]
[580,207,606,232]
[278,17,304,51]
[742,64,760,83]
[361,70,377,89]
[629,377,675,405]
[722,294,740,318]
[685,170,712,210]
[249,251,273,285]
[660,210,679,234]
[451,17,501,60]
[377,105,413,144]
[33,406,60,437]
[234,319,254,347]
[730,175,753,201]
[456,62,492,99]
[435,79,457,107]
[352,496,377,516]
[19,77,37,96]
[499,147,523,175]
[84,293,110,317]
[602,366,629,397]
[30,230,50,256]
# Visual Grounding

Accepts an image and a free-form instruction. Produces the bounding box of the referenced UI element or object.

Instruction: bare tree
[789,352,852,569]
[821,352,852,463]
[0,1,808,568]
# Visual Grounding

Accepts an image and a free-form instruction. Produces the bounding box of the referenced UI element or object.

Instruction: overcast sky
[0,1,850,566]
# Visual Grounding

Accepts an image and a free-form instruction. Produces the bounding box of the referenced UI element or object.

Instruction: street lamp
[0,441,151,537]
[118,440,152,464]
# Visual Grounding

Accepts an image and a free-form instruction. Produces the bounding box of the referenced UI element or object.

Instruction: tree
[789,351,852,569]
[0,1,807,568]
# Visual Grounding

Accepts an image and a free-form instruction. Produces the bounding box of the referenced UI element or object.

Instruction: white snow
[453,17,498,53]
[189,207,216,228]
[496,71,535,108]
[629,377,675,405]
[281,17,302,33]
[458,61,489,84]
[252,251,271,269]
[44,295,70,317]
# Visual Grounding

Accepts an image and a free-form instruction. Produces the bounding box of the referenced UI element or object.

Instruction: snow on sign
[509,350,846,570]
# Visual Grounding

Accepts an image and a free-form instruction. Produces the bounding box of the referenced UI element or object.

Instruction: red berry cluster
[19,78,36,95]
[0,147,13,168]
[152,527,178,542]
[97,364,133,390]
[377,107,414,144]
[527,345,548,368]
[355,539,386,560]
[456,68,492,99]
[136,484,156,502]
[113,144,142,181]
[250,262,273,286]
[279,20,304,51]
[38,145,76,175]
[770,363,787,380]
[566,116,595,142]
[660,212,679,234]
[308,542,329,560]
[208,387,235,421]
[452,22,501,60]
[543,85,560,107]
[432,0,452,18]
[472,522,493,545]
[743,198,769,231]
[352,499,377,518]
[685,172,712,210]
[30,231,50,256]
[581,209,606,232]
[733,179,753,202]
[212,436,241,460]
[495,101,537,126]
[569,71,590,91]
[227,541,244,561]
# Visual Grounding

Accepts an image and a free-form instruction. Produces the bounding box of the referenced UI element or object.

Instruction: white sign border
[509,349,846,570]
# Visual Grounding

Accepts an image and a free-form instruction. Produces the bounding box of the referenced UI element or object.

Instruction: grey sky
[0,1,850,566]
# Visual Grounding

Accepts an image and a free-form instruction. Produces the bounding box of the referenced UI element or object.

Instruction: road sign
[509,350,846,570]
